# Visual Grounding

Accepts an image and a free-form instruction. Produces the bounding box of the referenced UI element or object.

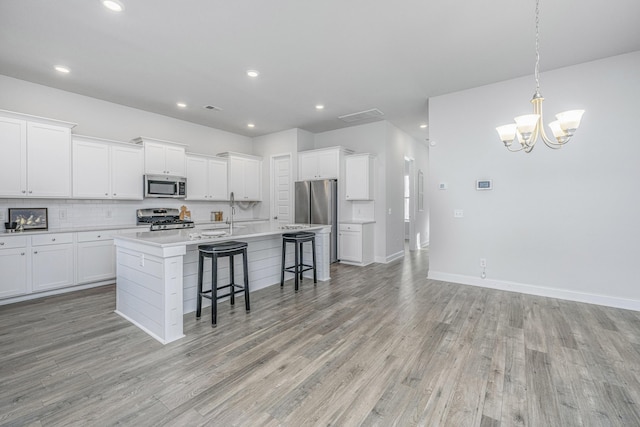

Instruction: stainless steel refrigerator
[295,179,338,263]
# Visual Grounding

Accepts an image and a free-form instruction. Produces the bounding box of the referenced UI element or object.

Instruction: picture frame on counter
[8,207,48,230]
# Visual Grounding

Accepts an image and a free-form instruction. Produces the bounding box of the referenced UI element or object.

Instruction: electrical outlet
[139,254,145,267]
[480,258,487,268]
[106,209,113,219]
[59,209,67,220]
[454,209,464,218]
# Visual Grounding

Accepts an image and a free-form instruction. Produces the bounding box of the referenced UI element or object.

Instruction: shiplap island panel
[113,222,331,344]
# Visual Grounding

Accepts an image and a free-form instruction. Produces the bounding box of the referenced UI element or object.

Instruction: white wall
[0,75,252,155]
[314,120,429,262]
[428,51,640,310]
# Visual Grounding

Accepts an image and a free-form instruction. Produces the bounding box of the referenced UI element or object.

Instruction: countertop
[114,222,330,248]
[339,219,376,224]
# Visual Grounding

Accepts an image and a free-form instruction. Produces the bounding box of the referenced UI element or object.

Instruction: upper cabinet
[133,137,187,176]
[218,152,262,201]
[0,111,76,198]
[185,154,228,201]
[72,135,144,200]
[298,147,352,181]
[345,153,376,200]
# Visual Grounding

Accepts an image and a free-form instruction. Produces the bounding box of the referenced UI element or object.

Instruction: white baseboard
[383,250,405,264]
[428,271,640,312]
[0,280,113,306]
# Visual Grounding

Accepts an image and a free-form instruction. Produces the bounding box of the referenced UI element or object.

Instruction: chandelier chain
[534,0,541,94]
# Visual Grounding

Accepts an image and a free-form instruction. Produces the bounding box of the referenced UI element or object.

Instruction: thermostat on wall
[476,179,492,190]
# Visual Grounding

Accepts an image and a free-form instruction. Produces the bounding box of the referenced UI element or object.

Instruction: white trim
[427,271,640,312]
[0,280,113,306]
[114,309,181,344]
[384,250,405,264]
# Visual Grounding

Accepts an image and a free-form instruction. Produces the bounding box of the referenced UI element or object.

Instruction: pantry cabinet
[186,154,228,201]
[73,136,143,200]
[218,152,262,201]
[134,137,187,176]
[345,153,375,200]
[0,112,76,198]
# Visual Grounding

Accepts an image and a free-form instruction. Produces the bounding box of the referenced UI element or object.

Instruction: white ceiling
[1,0,639,141]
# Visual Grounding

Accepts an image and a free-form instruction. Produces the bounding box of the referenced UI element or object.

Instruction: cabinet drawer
[339,223,362,232]
[32,233,73,246]
[0,235,28,249]
[77,231,115,243]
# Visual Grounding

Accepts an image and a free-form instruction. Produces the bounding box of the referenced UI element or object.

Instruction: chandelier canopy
[496,0,584,153]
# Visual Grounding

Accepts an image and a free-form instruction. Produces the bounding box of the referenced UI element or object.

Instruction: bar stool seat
[281,231,317,291]
[196,241,250,327]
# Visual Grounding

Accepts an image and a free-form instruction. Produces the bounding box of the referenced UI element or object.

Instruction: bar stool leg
[299,241,304,282]
[212,255,218,327]
[243,248,250,311]
[196,251,204,318]
[280,239,286,287]
[311,237,317,284]
[294,240,299,291]
[229,254,235,306]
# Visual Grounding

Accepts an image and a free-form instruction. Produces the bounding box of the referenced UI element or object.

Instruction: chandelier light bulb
[556,110,585,134]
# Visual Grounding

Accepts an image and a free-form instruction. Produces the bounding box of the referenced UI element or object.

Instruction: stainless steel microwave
[144,174,187,198]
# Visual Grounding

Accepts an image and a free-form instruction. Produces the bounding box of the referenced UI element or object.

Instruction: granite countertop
[114,222,329,248]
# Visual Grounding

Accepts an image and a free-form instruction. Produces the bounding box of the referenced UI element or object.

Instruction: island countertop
[114,222,330,248]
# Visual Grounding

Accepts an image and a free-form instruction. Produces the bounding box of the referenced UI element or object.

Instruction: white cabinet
[186,154,228,201]
[0,112,75,198]
[0,236,28,298]
[298,148,343,180]
[134,137,187,176]
[339,223,374,266]
[219,153,262,201]
[31,233,74,292]
[76,231,115,284]
[345,154,375,200]
[73,136,144,200]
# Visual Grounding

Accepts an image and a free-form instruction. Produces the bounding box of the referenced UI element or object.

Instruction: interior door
[271,154,292,223]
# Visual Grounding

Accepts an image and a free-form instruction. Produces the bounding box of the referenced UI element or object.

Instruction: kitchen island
[113,222,331,344]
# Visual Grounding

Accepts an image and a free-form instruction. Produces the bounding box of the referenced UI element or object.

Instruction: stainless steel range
[137,208,195,231]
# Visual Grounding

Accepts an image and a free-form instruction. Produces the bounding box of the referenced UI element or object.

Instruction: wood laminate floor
[2,249,640,426]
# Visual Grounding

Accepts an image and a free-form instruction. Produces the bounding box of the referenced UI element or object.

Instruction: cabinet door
[73,139,110,198]
[243,158,261,201]
[0,248,28,298]
[0,116,27,197]
[77,240,115,284]
[143,142,167,175]
[208,158,228,200]
[27,122,71,197]
[185,155,208,200]
[339,230,362,262]
[316,150,339,179]
[345,155,372,200]
[32,244,74,292]
[298,152,317,180]
[165,145,186,176]
[111,144,144,199]
[228,157,245,199]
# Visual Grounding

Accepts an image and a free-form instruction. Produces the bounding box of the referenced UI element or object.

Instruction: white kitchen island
[113,222,331,344]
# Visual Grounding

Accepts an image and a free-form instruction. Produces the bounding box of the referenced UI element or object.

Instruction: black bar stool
[196,241,250,327]
[281,232,317,291]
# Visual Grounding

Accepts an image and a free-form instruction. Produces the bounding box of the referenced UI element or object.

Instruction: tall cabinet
[0,110,76,198]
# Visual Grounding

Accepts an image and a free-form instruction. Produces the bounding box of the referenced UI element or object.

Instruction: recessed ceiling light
[420,124,428,129]
[54,65,70,74]
[247,123,255,128]
[176,102,187,108]
[246,70,259,78]
[101,0,124,12]
[315,104,325,110]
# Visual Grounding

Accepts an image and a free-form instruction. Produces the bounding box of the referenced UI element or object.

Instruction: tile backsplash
[0,198,260,230]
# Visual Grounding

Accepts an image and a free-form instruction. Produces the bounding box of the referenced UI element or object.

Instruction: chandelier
[495,0,584,153]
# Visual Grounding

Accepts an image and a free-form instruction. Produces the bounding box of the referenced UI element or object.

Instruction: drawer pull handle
[0,242,4,246]
[97,235,101,238]
[52,238,56,242]
[33,251,38,254]
[20,252,25,256]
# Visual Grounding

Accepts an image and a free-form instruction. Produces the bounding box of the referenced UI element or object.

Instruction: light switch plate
[454,209,464,218]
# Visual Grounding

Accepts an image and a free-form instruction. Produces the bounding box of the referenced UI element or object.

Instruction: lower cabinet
[338,223,374,266]
[31,233,74,292]
[77,231,115,284]
[0,236,28,298]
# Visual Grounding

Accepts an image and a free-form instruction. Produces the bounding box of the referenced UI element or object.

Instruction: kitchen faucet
[228,191,235,234]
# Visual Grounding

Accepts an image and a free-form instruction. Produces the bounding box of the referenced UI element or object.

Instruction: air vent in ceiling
[338,108,384,123]
[203,105,223,111]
